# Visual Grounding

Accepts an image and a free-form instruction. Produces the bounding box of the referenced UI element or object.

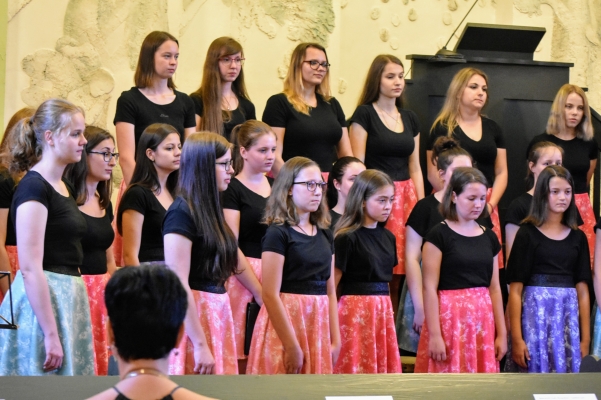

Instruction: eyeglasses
[88,151,120,162]
[216,160,234,171]
[219,56,245,66]
[293,181,327,192]
[303,60,330,71]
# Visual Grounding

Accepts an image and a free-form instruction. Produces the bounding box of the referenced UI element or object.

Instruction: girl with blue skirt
[506,165,591,373]
[0,99,95,375]
[589,219,601,357]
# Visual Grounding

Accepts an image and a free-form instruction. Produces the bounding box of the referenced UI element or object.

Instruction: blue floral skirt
[0,270,95,375]
[590,302,601,357]
[396,279,420,353]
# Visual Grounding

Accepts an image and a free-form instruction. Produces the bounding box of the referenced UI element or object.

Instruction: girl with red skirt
[415,167,506,373]
[247,157,340,374]
[333,169,401,374]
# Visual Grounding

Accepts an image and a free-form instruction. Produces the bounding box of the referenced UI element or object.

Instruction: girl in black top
[64,126,118,375]
[326,157,365,230]
[163,132,239,375]
[190,37,256,137]
[0,99,94,375]
[262,43,352,177]
[415,167,506,373]
[118,123,180,265]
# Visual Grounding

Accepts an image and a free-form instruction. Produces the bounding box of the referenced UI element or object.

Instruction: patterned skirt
[0,271,95,375]
[574,193,595,267]
[396,278,420,353]
[486,188,503,270]
[334,295,401,374]
[415,287,499,373]
[505,285,581,373]
[82,273,111,375]
[225,257,262,360]
[387,180,418,275]
[168,290,238,375]
[0,246,19,305]
[247,293,332,374]
[591,302,601,357]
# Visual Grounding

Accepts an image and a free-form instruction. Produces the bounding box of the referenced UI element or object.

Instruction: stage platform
[2,373,601,399]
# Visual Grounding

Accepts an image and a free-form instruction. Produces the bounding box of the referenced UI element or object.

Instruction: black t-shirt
[505,192,583,226]
[262,93,347,172]
[0,169,17,246]
[190,93,256,138]
[221,177,272,259]
[11,171,87,268]
[427,117,505,187]
[262,223,333,282]
[335,225,397,283]
[527,133,599,194]
[506,223,591,284]
[425,222,501,290]
[329,209,341,233]
[113,88,196,155]
[118,185,166,262]
[80,203,115,275]
[349,105,420,181]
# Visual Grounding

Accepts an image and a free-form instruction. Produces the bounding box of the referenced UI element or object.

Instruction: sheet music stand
[0,271,17,329]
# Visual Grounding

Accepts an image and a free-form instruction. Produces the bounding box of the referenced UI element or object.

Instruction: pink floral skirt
[386,180,418,275]
[0,246,19,305]
[82,273,110,375]
[575,193,595,267]
[415,287,499,373]
[247,293,332,374]
[334,294,401,374]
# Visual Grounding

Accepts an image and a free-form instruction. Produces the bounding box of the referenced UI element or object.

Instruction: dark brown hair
[356,54,404,108]
[134,31,179,89]
[431,136,472,171]
[230,120,275,174]
[525,141,564,189]
[439,166,489,221]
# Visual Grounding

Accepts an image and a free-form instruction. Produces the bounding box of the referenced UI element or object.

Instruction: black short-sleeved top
[506,223,591,285]
[262,93,347,172]
[190,93,257,138]
[222,177,272,259]
[527,133,599,194]
[11,171,87,268]
[505,192,583,227]
[335,225,397,283]
[349,105,420,181]
[262,223,334,282]
[113,88,196,154]
[329,209,341,233]
[0,169,17,246]
[425,222,501,290]
[80,203,115,275]
[118,185,166,262]
[427,117,505,186]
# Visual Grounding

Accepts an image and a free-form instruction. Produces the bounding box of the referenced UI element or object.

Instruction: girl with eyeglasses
[64,126,118,375]
[117,123,181,266]
[247,157,341,374]
[190,37,256,138]
[164,132,238,375]
[262,43,352,178]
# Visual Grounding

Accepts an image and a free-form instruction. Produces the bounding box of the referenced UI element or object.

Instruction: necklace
[296,224,314,236]
[374,103,400,130]
[122,367,168,380]
[222,95,237,111]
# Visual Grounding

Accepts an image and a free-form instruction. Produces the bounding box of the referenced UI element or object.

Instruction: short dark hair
[439,167,489,221]
[105,263,187,362]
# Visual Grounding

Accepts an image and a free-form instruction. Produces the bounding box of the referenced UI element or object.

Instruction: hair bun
[432,136,459,158]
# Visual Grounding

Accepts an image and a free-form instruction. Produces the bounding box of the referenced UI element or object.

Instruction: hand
[331,341,341,366]
[43,335,64,372]
[428,335,446,362]
[193,344,215,375]
[412,309,425,334]
[283,343,303,374]
[495,334,507,361]
[511,338,530,368]
[580,340,591,358]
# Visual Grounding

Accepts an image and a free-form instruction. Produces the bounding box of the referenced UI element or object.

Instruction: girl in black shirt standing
[326,157,365,230]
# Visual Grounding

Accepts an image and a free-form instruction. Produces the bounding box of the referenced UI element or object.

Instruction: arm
[409,134,425,200]
[587,159,597,188]
[105,245,117,276]
[17,201,63,371]
[593,230,601,320]
[487,149,508,212]
[405,227,425,333]
[115,122,136,187]
[164,233,215,374]
[348,122,367,162]
[576,281,591,357]
[0,209,11,295]
[327,257,341,365]
[336,127,353,158]
[489,255,507,361]
[184,127,196,139]
[508,281,529,368]
[421,242,445,361]
[121,210,143,266]
[195,115,201,131]
[271,127,286,178]
[426,150,443,192]
[262,251,303,373]
[504,223,520,264]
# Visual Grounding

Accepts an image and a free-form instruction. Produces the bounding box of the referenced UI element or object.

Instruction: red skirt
[111,180,126,267]
[415,287,499,373]
[225,257,262,359]
[575,193,595,267]
[334,295,401,374]
[0,246,20,305]
[169,290,238,375]
[82,273,110,375]
[387,180,418,275]
[486,188,503,269]
[247,293,332,374]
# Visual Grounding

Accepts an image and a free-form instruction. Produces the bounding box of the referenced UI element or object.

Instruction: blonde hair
[283,43,332,115]
[546,84,594,141]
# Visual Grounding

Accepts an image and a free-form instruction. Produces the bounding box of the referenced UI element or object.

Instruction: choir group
[0,30,599,386]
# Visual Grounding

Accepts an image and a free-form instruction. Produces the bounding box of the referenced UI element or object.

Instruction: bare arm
[195,115,201,131]
[405,226,424,333]
[270,127,286,178]
[489,255,507,361]
[349,122,367,162]
[0,209,11,295]
[105,245,117,276]
[488,149,508,212]
[164,233,215,374]
[115,122,136,187]
[576,281,591,357]
[426,150,443,192]
[504,223,520,264]
[593,230,601,319]
[327,256,341,365]
[409,134,425,200]
[336,127,353,158]
[509,282,529,368]
[422,242,445,361]
[223,209,241,239]
[121,210,143,266]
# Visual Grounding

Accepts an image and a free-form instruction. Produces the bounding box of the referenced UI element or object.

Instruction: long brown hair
[134,31,179,89]
[230,120,275,175]
[356,54,404,108]
[546,84,594,141]
[0,107,35,182]
[439,167,489,221]
[193,37,250,135]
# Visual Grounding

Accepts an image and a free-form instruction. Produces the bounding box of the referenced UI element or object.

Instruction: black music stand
[0,271,17,329]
